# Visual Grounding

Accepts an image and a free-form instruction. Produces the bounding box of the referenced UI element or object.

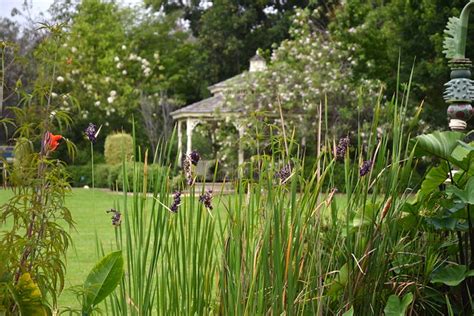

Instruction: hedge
[67,163,171,191]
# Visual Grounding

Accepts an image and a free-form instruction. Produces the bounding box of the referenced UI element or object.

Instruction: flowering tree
[44,0,207,155]
[48,0,162,150]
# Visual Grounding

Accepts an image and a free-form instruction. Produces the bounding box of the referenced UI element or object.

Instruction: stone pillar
[186,119,200,155]
[177,120,183,165]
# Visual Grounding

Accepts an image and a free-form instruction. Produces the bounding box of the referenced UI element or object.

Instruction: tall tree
[144,0,340,86]
[330,0,469,128]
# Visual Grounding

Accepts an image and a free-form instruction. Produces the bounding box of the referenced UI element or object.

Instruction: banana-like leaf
[416,161,449,200]
[413,131,467,169]
[431,264,474,286]
[447,177,474,204]
[82,251,124,314]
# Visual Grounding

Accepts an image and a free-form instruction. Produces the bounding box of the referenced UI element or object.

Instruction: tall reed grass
[100,81,437,314]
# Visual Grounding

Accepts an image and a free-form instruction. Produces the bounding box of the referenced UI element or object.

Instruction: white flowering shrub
[224,9,381,152]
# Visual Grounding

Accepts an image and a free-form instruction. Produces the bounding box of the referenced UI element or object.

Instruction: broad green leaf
[424,217,467,231]
[342,306,354,316]
[416,161,449,199]
[352,203,377,228]
[384,293,413,316]
[446,177,474,205]
[431,264,468,286]
[451,141,474,162]
[396,213,419,231]
[82,251,124,314]
[327,263,349,297]
[413,131,466,169]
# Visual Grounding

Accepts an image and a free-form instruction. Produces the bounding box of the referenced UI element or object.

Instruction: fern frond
[443,16,462,59]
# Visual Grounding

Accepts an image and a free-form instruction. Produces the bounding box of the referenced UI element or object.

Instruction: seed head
[199,189,213,210]
[359,160,372,177]
[170,191,182,213]
[182,155,193,185]
[106,208,122,226]
[189,151,200,166]
[336,136,350,159]
[275,163,292,184]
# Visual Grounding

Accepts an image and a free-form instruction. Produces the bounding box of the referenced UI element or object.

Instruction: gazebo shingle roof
[170,53,263,121]
[170,94,241,120]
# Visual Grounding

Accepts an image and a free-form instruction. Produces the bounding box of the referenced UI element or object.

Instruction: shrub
[104,132,133,165]
[67,164,91,187]
[107,164,122,190]
[94,164,111,188]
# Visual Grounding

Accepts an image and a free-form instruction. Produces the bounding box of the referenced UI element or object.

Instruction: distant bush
[67,164,94,188]
[104,132,133,165]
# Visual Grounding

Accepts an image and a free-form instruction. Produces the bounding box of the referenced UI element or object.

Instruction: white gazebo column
[233,120,246,166]
[177,120,183,164]
[186,118,200,155]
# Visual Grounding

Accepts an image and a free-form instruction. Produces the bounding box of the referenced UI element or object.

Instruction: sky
[0,0,142,24]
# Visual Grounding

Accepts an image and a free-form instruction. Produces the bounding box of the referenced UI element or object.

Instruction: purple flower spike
[199,189,213,210]
[275,163,292,184]
[170,191,182,213]
[360,160,372,177]
[106,208,122,226]
[182,156,193,185]
[190,151,200,166]
[336,137,350,159]
[85,123,97,143]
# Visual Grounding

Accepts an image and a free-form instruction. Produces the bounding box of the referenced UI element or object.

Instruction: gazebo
[170,54,267,166]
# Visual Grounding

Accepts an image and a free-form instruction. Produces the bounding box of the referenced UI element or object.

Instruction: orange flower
[46,132,62,151]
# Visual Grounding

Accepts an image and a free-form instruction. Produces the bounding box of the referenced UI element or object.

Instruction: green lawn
[0,187,342,310]
[0,188,126,308]
[0,188,235,309]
